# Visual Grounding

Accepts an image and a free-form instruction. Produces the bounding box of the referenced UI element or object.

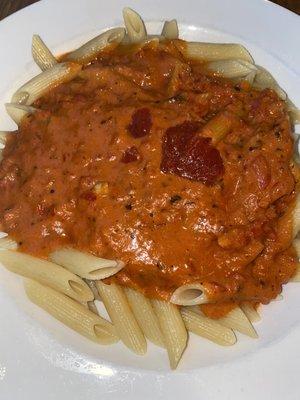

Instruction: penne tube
[293,137,300,165]
[274,294,283,301]
[240,303,261,323]
[206,59,257,79]
[96,281,147,355]
[24,279,118,344]
[124,287,165,347]
[291,263,300,282]
[5,103,36,125]
[13,92,29,104]
[170,283,209,306]
[186,305,202,314]
[11,62,82,105]
[243,70,256,85]
[151,299,187,369]
[0,236,18,250]
[167,62,183,97]
[65,28,125,64]
[218,306,258,338]
[287,99,300,124]
[293,238,300,257]
[253,66,286,100]
[49,248,124,280]
[288,108,300,124]
[0,131,16,146]
[161,20,179,40]
[32,34,57,71]
[0,131,9,145]
[201,111,237,144]
[181,307,236,346]
[292,194,300,238]
[0,250,93,302]
[85,279,101,300]
[123,8,147,43]
[143,35,163,45]
[88,300,99,315]
[181,42,254,63]
[117,34,160,48]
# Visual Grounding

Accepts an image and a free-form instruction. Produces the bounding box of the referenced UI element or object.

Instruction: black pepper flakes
[156,261,165,271]
[170,194,182,204]
[274,130,281,138]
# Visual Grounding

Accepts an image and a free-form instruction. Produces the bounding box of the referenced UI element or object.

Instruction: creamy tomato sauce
[0,40,297,316]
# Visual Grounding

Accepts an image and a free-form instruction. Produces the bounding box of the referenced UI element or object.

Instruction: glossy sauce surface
[0,41,297,315]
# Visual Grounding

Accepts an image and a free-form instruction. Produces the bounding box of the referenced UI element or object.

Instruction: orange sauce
[0,40,297,315]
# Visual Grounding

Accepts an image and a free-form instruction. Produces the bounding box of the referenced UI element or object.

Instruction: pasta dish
[0,8,299,369]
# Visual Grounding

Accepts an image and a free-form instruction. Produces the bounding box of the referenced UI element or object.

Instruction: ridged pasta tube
[25,279,118,344]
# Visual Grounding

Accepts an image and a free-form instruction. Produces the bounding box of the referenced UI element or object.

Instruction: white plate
[0,0,299,398]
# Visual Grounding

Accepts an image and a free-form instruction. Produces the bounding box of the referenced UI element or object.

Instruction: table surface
[0,0,299,20]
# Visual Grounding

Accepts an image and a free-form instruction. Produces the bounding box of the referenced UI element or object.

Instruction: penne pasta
[0,131,8,145]
[0,131,16,146]
[5,103,36,125]
[12,92,29,104]
[166,62,183,97]
[0,250,93,302]
[201,111,237,144]
[292,194,300,237]
[291,263,300,282]
[0,236,18,250]
[218,307,258,338]
[288,108,300,124]
[181,307,236,346]
[253,66,286,100]
[88,300,99,315]
[274,294,283,301]
[287,99,300,125]
[294,137,300,165]
[124,287,165,347]
[170,283,209,306]
[65,28,125,64]
[142,36,162,46]
[49,248,124,280]
[123,8,147,43]
[240,303,261,323]
[96,281,147,355]
[25,279,118,344]
[85,279,101,300]
[206,59,257,79]
[151,299,187,369]
[32,34,57,71]
[180,42,254,63]
[293,238,300,257]
[161,20,179,40]
[243,70,256,85]
[11,62,82,105]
